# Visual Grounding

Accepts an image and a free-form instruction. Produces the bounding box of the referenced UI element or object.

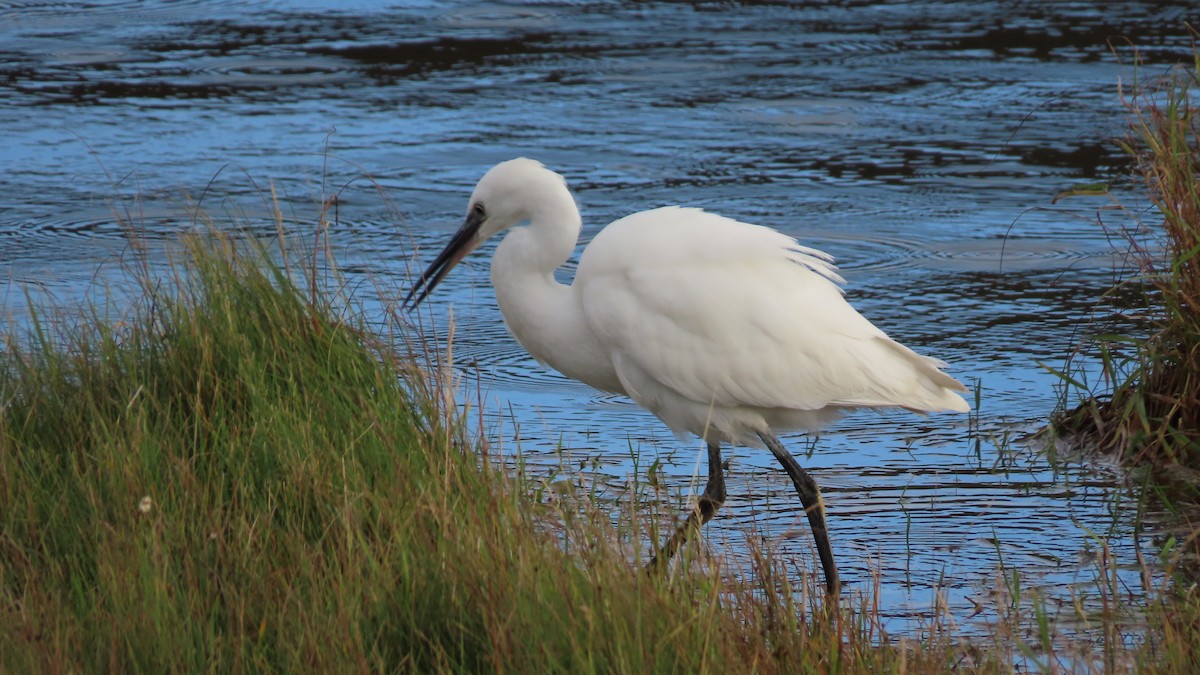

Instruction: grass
[1054,43,1200,481]
[1048,36,1200,675]
[0,222,1190,674]
[1,231,1003,673]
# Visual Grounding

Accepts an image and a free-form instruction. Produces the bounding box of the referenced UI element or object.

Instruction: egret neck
[489,190,624,395]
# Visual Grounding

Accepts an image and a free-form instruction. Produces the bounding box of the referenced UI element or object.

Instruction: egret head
[403,158,567,310]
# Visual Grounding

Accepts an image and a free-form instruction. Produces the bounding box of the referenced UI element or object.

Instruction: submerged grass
[0,232,998,672]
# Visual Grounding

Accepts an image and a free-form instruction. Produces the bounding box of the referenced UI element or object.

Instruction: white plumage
[575,205,967,446]
[405,158,970,594]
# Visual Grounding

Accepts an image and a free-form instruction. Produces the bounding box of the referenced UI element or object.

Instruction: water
[2,0,1194,647]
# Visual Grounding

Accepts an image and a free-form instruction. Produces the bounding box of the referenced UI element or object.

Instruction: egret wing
[576,207,966,415]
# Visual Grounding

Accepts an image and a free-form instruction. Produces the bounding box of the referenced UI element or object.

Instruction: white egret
[404,158,970,594]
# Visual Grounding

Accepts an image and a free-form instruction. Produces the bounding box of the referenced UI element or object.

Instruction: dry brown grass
[1056,43,1200,479]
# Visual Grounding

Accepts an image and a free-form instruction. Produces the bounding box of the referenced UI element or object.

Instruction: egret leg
[758,432,841,595]
[646,441,726,573]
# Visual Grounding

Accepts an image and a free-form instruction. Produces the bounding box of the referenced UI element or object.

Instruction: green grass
[0,232,999,673]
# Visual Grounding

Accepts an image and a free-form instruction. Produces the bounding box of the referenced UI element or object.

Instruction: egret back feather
[574,206,968,444]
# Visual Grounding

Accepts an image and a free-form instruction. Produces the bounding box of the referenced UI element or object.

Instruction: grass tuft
[1054,42,1200,485]
[1050,34,1200,674]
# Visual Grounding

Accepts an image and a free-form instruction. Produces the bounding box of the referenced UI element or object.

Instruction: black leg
[647,441,726,573]
[758,432,841,595]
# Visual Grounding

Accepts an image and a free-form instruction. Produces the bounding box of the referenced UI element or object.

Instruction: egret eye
[472,202,486,219]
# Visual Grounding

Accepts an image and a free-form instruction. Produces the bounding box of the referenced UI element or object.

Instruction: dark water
[3,0,1196,648]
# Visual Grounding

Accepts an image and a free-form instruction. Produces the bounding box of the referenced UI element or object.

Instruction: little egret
[404,158,970,594]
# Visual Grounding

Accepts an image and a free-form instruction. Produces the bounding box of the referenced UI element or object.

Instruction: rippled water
[2,0,1194,645]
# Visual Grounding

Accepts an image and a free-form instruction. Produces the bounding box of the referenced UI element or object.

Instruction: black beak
[403,209,485,311]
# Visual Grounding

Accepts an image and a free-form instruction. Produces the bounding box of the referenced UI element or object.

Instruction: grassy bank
[1050,44,1200,675]
[1055,48,1200,483]
[0,234,996,672]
